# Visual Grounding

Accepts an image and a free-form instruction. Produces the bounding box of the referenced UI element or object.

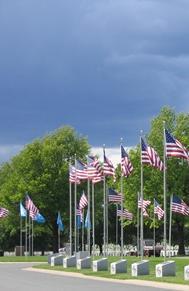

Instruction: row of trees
[0,107,188,254]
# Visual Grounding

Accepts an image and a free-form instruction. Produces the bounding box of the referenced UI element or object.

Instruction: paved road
[0,263,178,291]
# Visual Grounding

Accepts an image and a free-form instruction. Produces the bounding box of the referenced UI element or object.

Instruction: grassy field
[33,256,189,285]
[0,255,47,262]
[0,255,189,285]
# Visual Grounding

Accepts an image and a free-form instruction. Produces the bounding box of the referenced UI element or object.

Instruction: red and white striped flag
[138,197,151,217]
[117,208,133,221]
[141,138,164,171]
[154,199,164,220]
[103,149,116,181]
[79,192,88,210]
[0,207,9,218]
[121,145,133,177]
[165,129,189,161]
[25,195,39,219]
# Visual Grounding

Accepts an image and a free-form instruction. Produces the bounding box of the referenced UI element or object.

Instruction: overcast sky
[0,0,189,163]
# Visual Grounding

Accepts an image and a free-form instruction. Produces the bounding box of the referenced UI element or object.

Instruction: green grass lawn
[0,255,47,262]
[0,255,189,285]
[34,256,189,285]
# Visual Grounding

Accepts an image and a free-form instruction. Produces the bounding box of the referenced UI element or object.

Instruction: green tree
[0,126,90,252]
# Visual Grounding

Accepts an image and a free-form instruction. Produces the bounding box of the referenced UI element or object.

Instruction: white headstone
[184,265,189,280]
[63,255,76,268]
[110,259,127,274]
[131,260,149,276]
[156,261,175,277]
[92,258,108,272]
[77,256,91,269]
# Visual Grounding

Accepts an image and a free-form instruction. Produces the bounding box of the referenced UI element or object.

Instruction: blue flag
[34,213,46,224]
[57,212,64,231]
[20,202,27,217]
[84,210,91,229]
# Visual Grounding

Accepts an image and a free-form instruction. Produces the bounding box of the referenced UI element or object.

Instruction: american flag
[117,207,133,221]
[87,156,103,183]
[76,208,83,223]
[88,155,103,175]
[121,145,133,177]
[138,197,151,217]
[69,165,80,184]
[154,199,164,220]
[75,160,88,181]
[165,129,189,161]
[171,195,189,216]
[0,207,9,218]
[25,195,39,219]
[103,149,116,181]
[141,138,164,171]
[108,188,123,203]
[79,192,88,210]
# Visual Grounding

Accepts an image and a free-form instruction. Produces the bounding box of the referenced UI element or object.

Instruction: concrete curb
[24,267,189,291]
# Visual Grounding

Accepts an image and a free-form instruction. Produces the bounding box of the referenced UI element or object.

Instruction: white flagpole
[20,204,22,250]
[82,210,84,251]
[29,215,31,256]
[169,194,173,259]
[32,219,34,256]
[140,131,144,261]
[74,154,77,254]
[116,204,118,255]
[25,210,27,256]
[106,182,108,256]
[69,160,72,256]
[120,138,124,258]
[103,145,106,257]
[87,179,91,254]
[92,182,95,257]
[137,191,140,256]
[163,121,167,261]
[153,198,156,257]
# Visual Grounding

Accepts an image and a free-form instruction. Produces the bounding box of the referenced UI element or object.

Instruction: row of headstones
[48,252,189,280]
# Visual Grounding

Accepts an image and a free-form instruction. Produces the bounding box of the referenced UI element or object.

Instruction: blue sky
[0,0,189,163]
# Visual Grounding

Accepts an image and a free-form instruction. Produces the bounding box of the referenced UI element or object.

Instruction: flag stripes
[79,192,88,210]
[154,199,164,220]
[141,138,164,171]
[171,195,189,216]
[0,207,9,218]
[165,129,189,161]
[108,188,123,203]
[121,145,133,177]
[117,208,133,221]
[25,195,39,219]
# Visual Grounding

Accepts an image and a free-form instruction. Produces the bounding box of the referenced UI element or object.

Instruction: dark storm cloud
[0,0,189,153]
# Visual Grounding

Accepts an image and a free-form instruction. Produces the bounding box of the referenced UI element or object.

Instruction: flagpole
[163,121,167,261]
[20,203,22,250]
[58,211,60,251]
[103,145,106,257]
[120,138,124,258]
[137,191,140,256]
[74,154,77,254]
[32,219,34,256]
[82,210,84,251]
[92,182,95,257]
[140,130,144,261]
[153,198,156,257]
[87,178,91,254]
[116,204,118,256]
[69,160,72,256]
[25,210,27,256]
[29,215,31,256]
[168,194,173,259]
[106,182,108,257]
